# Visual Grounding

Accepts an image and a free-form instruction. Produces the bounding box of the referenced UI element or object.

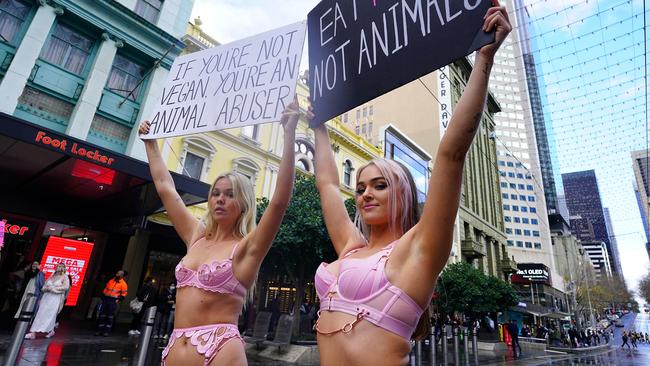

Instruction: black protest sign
[307,0,495,126]
[144,21,306,139]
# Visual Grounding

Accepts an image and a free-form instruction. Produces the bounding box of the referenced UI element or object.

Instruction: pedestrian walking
[308,3,512,365]
[14,261,45,319]
[153,282,176,340]
[507,320,522,357]
[621,331,631,349]
[631,331,638,348]
[138,97,299,365]
[128,277,157,336]
[95,270,128,336]
[24,263,69,339]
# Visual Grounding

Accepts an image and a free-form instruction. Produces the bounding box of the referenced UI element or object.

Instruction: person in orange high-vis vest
[95,270,128,336]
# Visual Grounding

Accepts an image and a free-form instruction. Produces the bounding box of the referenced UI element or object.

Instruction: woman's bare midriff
[317,311,411,366]
[164,287,246,366]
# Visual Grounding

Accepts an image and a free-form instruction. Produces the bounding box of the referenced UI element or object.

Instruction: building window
[500,182,507,188]
[179,137,215,181]
[343,113,348,123]
[531,218,538,225]
[40,24,93,75]
[507,162,514,167]
[534,242,542,249]
[509,183,516,189]
[343,160,353,186]
[519,195,526,201]
[516,173,524,179]
[362,123,367,134]
[498,161,505,166]
[522,218,529,224]
[512,206,519,212]
[508,172,515,178]
[504,216,511,222]
[514,217,520,223]
[368,122,373,135]
[503,204,510,211]
[510,194,517,200]
[356,109,360,120]
[527,185,534,190]
[518,184,525,189]
[232,157,260,183]
[523,230,531,236]
[106,54,146,101]
[533,231,540,237]
[500,171,506,177]
[516,241,524,247]
[521,206,528,212]
[135,0,162,23]
[183,152,204,180]
[507,240,514,246]
[528,196,535,202]
[505,228,513,234]
[363,107,367,117]
[295,140,315,172]
[525,242,533,248]
[355,126,360,135]
[241,125,260,141]
[515,229,522,235]
[502,193,509,199]
[530,207,537,213]
[0,0,30,45]
[369,105,373,115]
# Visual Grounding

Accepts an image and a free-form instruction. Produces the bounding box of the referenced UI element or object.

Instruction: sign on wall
[144,21,307,139]
[307,0,494,126]
[41,236,94,306]
[511,263,551,285]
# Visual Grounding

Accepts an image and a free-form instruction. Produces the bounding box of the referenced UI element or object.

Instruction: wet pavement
[1,315,650,365]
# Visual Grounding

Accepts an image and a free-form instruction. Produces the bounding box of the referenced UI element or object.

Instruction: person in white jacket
[24,263,70,339]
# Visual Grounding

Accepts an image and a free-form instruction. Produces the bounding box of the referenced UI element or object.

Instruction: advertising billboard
[41,237,94,306]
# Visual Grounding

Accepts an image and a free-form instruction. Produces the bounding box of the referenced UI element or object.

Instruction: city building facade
[561,170,619,276]
[580,241,613,279]
[0,0,205,324]
[632,149,650,246]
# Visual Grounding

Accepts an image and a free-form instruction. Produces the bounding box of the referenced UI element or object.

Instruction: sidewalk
[0,321,552,366]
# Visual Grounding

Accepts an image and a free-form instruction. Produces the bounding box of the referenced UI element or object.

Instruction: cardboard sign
[308,0,495,126]
[41,237,94,306]
[144,21,307,139]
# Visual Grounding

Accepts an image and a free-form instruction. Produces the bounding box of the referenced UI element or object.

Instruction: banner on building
[307,0,494,126]
[41,237,94,306]
[144,21,307,139]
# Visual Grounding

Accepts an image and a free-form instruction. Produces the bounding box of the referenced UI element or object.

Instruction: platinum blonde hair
[203,172,257,239]
[354,158,420,240]
[202,172,257,306]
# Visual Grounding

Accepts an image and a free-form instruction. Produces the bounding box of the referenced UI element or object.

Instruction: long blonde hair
[354,158,431,340]
[202,172,257,306]
[203,172,257,240]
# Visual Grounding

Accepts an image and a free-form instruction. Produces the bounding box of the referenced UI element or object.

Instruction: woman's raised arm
[242,100,298,264]
[410,1,512,276]
[140,122,200,247]
[313,116,364,256]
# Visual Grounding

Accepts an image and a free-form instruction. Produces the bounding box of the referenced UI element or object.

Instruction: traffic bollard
[472,326,478,355]
[442,326,448,366]
[453,327,459,365]
[3,295,37,366]
[463,327,469,358]
[430,326,436,365]
[134,306,157,366]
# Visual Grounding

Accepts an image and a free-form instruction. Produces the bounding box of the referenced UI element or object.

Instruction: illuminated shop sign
[511,263,551,285]
[41,237,94,306]
[35,131,115,166]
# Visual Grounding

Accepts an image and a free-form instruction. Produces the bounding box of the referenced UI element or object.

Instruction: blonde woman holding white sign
[310,2,512,365]
[138,100,298,366]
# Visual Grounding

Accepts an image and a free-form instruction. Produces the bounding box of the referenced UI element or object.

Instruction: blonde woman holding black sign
[138,100,299,366]
[310,1,512,365]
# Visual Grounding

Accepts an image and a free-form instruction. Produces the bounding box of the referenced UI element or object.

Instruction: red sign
[41,237,94,306]
[35,131,115,166]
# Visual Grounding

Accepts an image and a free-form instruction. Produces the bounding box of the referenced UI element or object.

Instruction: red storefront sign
[41,237,94,306]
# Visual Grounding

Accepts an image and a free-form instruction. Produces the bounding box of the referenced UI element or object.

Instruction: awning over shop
[0,112,209,233]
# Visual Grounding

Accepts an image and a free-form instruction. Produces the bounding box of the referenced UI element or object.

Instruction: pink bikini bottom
[161,323,243,365]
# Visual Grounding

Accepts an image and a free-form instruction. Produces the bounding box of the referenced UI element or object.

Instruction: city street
[2,314,650,365]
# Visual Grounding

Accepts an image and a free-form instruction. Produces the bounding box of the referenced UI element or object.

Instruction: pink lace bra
[314,241,424,339]
[175,241,247,298]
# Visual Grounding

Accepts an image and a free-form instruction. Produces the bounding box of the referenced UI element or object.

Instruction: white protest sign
[144,21,307,139]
